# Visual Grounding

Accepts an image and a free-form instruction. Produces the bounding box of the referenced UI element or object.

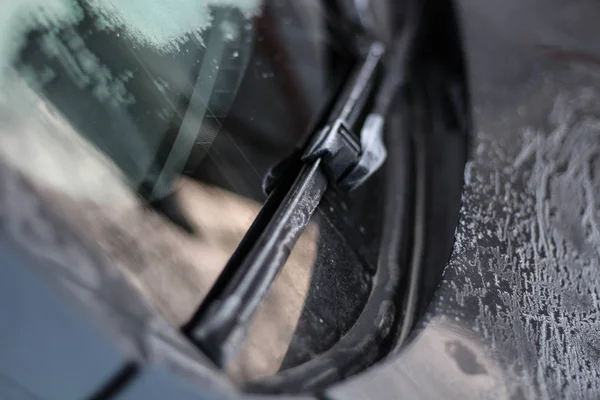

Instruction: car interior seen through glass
[0,0,357,382]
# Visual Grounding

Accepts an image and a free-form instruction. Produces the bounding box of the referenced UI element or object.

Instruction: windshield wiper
[265,42,387,193]
[182,42,389,367]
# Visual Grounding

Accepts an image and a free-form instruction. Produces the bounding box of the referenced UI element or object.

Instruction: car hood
[328,0,600,398]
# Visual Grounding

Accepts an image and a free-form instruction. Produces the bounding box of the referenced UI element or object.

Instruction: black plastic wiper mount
[265,42,387,193]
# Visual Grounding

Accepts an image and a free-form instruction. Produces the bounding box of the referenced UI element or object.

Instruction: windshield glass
[0,0,353,339]
[1,0,351,201]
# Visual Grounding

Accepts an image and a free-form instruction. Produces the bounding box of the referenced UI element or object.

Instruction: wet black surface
[445,341,487,376]
[6,0,600,397]
[328,0,600,398]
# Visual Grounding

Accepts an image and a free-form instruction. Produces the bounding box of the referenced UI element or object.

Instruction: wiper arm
[265,42,387,193]
[302,42,386,191]
[183,42,390,367]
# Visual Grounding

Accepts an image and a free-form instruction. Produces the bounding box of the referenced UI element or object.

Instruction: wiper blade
[302,42,385,191]
[183,161,327,366]
[265,42,387,193]
[182,41,389,367]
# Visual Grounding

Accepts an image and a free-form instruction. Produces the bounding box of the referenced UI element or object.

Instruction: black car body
[0,0,598,399]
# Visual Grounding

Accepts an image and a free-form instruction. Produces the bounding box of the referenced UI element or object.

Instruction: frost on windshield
[87,0,260,51]
[0,0,261,93]
[0,0,83,90]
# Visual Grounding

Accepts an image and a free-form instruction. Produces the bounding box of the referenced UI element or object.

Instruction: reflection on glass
[228,175,383,382]
[0,0,351,336]
[227,221,319,382]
